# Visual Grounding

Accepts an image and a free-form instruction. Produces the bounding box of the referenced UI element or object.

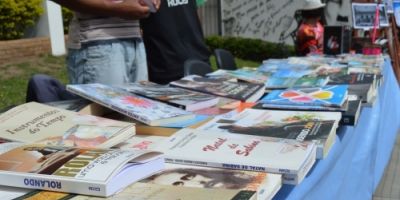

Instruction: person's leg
[132,38,148,82]
[66,40,133,85]
[26,74,78,103]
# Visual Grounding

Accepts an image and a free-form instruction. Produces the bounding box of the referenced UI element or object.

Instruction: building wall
[220,0,353,44]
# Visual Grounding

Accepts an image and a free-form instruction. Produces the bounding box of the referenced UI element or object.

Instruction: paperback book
[197,108,341,159]
[71,182,257,200]
[159,128,317,185]
[0,142,164,197]
[260,85,348,108]
[340,99,362,126]
[66,84,194,126]
[141,163,282,200]
[169,75,265,102]
[117,81,219,111]
[0,102,135,148]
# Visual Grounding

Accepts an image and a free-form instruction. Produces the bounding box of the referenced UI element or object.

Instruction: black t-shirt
[140,0,211,84]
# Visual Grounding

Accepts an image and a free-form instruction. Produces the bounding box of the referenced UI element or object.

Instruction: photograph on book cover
[0,144,80,175]
[352,3,376,29]
[142,165,267,190]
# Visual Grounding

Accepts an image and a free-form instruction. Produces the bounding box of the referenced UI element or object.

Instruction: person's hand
[152,0,161,10]
[105,0,150,19]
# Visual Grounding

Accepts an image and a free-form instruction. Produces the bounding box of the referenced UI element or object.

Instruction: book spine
[0,172,107,197]
[339,115,355,126]
[67,86,152,125]
[164,157,299,180]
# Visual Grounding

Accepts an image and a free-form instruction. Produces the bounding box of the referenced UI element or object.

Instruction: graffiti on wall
[221,0,352,44]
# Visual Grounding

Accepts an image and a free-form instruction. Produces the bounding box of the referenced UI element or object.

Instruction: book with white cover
[0,142,164,197]
[141,163,282,200]
[66,84,194,126]
[159,129,316,185]
[197,109,341,159]
[0,102,135,148]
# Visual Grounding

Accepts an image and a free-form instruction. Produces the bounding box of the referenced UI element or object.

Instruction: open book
[0,142,164,197]
[0,102,135,148]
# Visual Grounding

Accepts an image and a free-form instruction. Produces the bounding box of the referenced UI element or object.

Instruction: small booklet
[0,142,164,197]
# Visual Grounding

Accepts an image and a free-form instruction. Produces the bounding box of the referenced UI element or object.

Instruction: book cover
[112,135,167,151]
[71,182,257,200]
[0,102,135,148]
[197,109,341,159]
[225,68,270,84]
[66,84,194,126]
[323,26,352,55]
[117,81,219,111]
[328,73,376,85]
[169,75,265,102]
[260,85,348,108]
[340,100,362,126]
[141,163,282,200]
[159,128,316,185]
[0,143,164,197]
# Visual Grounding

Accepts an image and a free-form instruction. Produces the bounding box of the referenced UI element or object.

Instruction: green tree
[0,0,43,40]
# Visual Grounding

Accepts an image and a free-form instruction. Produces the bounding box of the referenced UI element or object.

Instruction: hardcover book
[66,84,194,126]
[260,85,348,108]
[0,142,164,197]
[45,99,91,112]
[141,163,282,200]
[117,81,219,111]
[169,75,265,102]
[159,128,316,185]
[197,109,341,159]
[71,182,257,200]
[0,102,135,148]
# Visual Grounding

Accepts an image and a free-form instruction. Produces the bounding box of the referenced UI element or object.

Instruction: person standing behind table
[52,0,160,85]
[140,0,211,85]
[296,0,326,56]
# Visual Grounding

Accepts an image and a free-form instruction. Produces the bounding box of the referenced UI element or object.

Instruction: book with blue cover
[260,85,348,108]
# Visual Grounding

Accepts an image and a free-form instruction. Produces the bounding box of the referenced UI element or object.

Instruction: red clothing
[296,21,324,56]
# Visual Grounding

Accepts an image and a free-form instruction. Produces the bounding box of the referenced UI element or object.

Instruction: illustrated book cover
[260,85,348,108]
[158,128,316,185]
[140,163,282,200]
[169,75,265,102]
[117,81,219,111]
[0,102,135,148]
[66,84,194,126]
[197,108,341,159]
[0,142,164,197]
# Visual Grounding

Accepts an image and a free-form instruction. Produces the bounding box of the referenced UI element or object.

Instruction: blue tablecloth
[274,60,400,200]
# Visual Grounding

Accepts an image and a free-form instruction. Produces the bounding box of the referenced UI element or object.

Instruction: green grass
[0,55,68,109]
[0,54,261,110]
